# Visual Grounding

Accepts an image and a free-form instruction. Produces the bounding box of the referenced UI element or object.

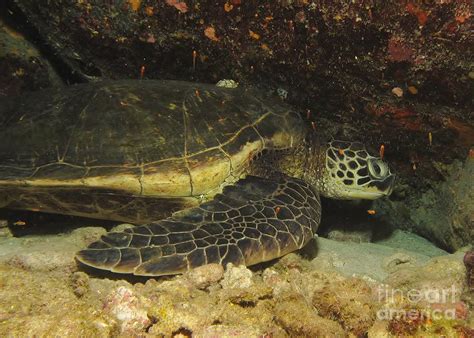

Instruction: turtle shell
[0,80,304,220]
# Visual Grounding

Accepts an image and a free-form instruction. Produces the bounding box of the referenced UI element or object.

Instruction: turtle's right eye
[368,159,389,179]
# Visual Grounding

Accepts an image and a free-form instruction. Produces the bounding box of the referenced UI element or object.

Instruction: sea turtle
[0,80,395,276]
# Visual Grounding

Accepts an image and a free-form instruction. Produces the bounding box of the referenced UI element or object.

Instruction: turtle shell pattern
[0,80,304,222]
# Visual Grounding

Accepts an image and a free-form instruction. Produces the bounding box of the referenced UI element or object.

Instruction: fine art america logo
[376,285,460,321]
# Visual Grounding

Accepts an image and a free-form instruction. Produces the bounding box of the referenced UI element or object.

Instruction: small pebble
[185,263,224,289]
[220,263,253,289]
[104,286,151,334]
[391,87,403,97]
[70,271,90,297]
[468,71,474,80]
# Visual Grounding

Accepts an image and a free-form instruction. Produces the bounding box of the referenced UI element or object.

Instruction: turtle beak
[368,173,396,197]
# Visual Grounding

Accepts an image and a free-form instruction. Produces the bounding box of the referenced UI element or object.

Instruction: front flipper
[76,175,321,276]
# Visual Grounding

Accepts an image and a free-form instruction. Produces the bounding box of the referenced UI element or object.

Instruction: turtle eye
[368,159,389,179]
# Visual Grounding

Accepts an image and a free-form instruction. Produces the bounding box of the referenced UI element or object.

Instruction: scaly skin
[275,137,396,200]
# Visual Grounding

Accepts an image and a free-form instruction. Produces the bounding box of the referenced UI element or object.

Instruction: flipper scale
[76,175,321,276]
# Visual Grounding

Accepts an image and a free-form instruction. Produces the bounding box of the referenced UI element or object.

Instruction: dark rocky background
[0,0,472,251]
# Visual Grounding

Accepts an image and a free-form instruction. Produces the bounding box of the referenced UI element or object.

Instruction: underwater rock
[146,290,211,336]
[70,271,90,298]
[0,226,106,274]
[310,237,435,281]
[0,315,110,337]
[0,226,12,238]
[268,261,383,336]
[0,197,471,335]
[192,324,269,338]
[374,229,448,258]
[145,277,275,336]
[384,253,467,304]
[461,249,474,312]
[379,158,474,251]
[103,286,151,334]
[0,265,112,336]
[185,263,224,290]
[274,295,345,337]
[0,231,472,336]
[312,277,378,336]
[368,320,391,338]
[220,283,273,309]
[6,249,76,273]
[262,268,292,297]
[220,263,254,289]
[70,226,108,246]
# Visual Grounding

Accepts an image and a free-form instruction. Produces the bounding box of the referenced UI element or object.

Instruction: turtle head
[317,140,395,200]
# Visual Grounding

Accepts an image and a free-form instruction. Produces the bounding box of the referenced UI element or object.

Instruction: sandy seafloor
[0,218,472,337]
